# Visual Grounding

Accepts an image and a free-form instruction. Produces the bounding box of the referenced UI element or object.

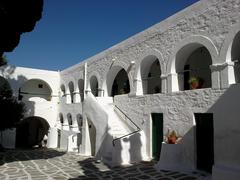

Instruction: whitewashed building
[0,0,240,179]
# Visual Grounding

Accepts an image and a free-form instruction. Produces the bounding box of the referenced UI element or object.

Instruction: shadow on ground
[68,158,207,180]
[0,148,65,166]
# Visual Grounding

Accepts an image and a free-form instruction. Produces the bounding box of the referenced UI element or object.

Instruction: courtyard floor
[0,148,211,180]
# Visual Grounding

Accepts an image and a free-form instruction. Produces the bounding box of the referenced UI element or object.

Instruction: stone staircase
[96,97,142,167]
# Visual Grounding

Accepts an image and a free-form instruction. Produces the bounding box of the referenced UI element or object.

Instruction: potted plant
[166,130,178,144]
[188,76,203,89]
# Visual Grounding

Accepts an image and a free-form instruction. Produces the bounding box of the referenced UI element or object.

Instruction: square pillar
[161,74,168,94]
[220,62,235,89]
[167,73,179,93]
[66,93,71,104]
[98,88,104,97]
[73,91,81,103]
[210,63,234,89]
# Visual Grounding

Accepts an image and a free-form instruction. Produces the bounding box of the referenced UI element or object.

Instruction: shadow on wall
[157,126,196,171]
[0,148,65,167]
[207,84,240,170]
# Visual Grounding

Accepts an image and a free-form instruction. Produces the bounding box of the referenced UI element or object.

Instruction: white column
[84,63,88,100]
[73,91,81,103]
[47,127,58,148]
[65,90,71,104]
[134,78,143,96]
[210,64,223,89]
[161,74,168,94]
[62,121,69,130]
[72,118,80,132]
[219,62,235,89]
[167,73,179,93]
[98,88,104,97]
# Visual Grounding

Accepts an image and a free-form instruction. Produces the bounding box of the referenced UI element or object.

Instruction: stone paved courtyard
[0,148,211,180]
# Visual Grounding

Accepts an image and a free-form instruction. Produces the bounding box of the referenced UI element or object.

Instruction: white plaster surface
[1,0,240,179]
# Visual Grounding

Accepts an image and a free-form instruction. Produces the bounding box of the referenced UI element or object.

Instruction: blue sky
[6,0,199,71]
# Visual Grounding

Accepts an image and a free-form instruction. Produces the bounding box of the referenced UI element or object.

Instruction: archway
[16,116,50,148]
[76,114,83,128]
[20,79,52,101]
[90,76,98,97]
[67,113,72,129]
[78,79,84,101]
[140,56,161,94]
[231,31,240,83]
[106,66,130,96]
[68,81,74,103]
[87,118,96,156]
[59,113,64,128]
[176,45,212,91]
[60,84,66,96]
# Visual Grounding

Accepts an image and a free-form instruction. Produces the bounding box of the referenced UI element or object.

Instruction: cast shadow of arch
[0,148,66,166]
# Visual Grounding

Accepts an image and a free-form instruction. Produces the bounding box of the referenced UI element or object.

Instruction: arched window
[20,79,52,101]
[60,84,66,97]
[176,45,212,91]
[76,114,83,127]
[78,79,84,101]
[67,113,72,127]
[68,81,74,103]
[141,56,161,94]
[231,31,240,83]
[90,76,98,97]
[59,113,64,124]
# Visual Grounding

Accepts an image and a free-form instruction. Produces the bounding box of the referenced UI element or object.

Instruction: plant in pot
[188,76,203,89]
[165,130,179,144]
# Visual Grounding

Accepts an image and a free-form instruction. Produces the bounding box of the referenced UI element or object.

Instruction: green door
[152,113,163,160]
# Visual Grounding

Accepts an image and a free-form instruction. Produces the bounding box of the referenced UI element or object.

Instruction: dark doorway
[195,113,214,173]
[87,118,96,156]
[151,113,163,160]
[16,116,50,148]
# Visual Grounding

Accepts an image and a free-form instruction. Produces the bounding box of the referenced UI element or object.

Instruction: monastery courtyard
[0,148,210,180]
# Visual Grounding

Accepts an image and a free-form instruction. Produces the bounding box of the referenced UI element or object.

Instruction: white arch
[102,62,133,97]
[89,74,100,97]
[88,71,101,89]
[134,48,165,80]
[167,35,219,74]
[134,48,164,95]
[20,78,53,102]
[220,23,240,63]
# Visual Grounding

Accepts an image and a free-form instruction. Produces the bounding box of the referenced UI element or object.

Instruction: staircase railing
[112,105,141,146]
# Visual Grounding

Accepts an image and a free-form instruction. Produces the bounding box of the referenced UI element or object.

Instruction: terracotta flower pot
[190,82,200,89]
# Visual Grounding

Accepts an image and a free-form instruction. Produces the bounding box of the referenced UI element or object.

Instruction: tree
[0,0,44,64]
[0,77,25,149]
[0,55,7,66]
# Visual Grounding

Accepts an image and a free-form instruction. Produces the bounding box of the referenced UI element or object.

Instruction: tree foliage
[0,55,8,66]
[0,77,25,131]
[0,0,43,59]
